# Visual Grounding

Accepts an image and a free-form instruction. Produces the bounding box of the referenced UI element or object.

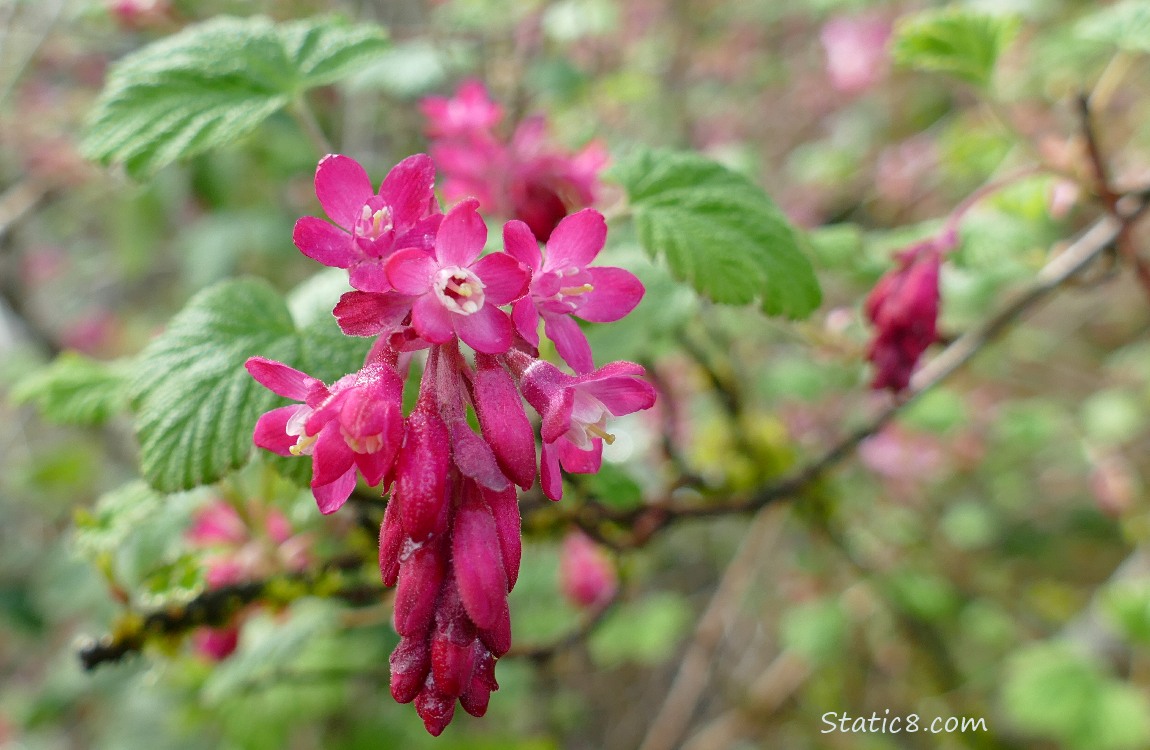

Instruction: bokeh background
[4,0,1150,748]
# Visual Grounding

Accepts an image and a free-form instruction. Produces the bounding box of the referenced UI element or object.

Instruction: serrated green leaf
[129,275,373,493]
[611,148,820,318]
[1077,0,1150,53]
[11,352,131,426]
[82,15,388,179]
[892,8,1020,87]
[130,278,300,492]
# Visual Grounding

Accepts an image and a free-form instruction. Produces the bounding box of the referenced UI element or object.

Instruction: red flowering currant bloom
[293,154,441,293]
[385,199,529,354]
[559,531,618,609]
[820,15,891,95]
[245,356,404,513]
[510,351,657,500]
[504,209,644,373]
[865,241,941,392]
[421,81,608,241]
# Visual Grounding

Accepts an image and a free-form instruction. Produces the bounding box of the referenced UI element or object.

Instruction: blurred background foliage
[5,0,1150,748]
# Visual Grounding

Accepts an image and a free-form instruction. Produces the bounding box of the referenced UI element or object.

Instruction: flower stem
[291,98,334,155]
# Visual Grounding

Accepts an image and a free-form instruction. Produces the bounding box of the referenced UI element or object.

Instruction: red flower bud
[865,242,941,392]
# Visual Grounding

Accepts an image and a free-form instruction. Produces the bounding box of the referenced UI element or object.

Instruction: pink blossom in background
[185,499,312,661]
[421,80,608,241]
[820,15,891,95]
[858,426,944,480]
[559,531,618,609]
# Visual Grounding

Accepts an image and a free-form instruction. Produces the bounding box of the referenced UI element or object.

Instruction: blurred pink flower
[820,15,891,94]
[865,239,942,392]
[421,80,608,241]
[559,531,617,609]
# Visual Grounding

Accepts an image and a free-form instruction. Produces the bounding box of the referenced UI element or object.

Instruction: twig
[508,590,620,661]
[77,556,376,671]
[1077,93,1150,304]
[291,98,335,156]
[638,506,785,750]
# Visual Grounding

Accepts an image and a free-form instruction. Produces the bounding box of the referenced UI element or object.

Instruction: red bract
[421,80,607,241]
[246,355,404,513]
[293,154,441,293]
[865,241,942,392]
[505,209,645,372]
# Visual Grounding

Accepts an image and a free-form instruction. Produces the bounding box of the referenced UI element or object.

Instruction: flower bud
[559,531,618,609]
[453,482,509,630]
[415,676,456,737]
[389,635,431,704]
[394,406,451,541]
[394,536,447,637]
[473,354,537,489]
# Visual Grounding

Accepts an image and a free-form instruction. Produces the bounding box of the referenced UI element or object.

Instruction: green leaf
[130,278,299,492]
[611,148,821,318]
[892,8,1020,87]
[11,352,131,426]
[129,276,372,493]
[1077,0,1150,54]
[1003,642,1150,750]
[82,15,388,179]
[589,593,692,667]
[780,599,848,664]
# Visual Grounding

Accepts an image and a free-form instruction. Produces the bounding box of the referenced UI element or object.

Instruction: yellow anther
[447,280,473,297]
[560,283,594,296]
[289,433,318,456]
[586,424,616,445]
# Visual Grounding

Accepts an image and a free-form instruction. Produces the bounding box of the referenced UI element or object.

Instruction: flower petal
[253,405,302,455]
[578,374,657,417]
[411,293,456,344]
[311,420,356,487]
[245,357,318,400]
[348,257,392,293]
[435,199,485,267]
[577,266,645,323]
[541,208,606,272]
[454,304,512,354]
[386,248,439,296]
[512,298,540,347]
[312,467,357,514]
[540,440,563,501]
[315,154,373,229]
[543,313,593,374]
[333,291,413,337]
[471,252,530,306]
[501,219,542,270]
[379,153,438,229]
[293,216,357,268]
[559,438,602,474]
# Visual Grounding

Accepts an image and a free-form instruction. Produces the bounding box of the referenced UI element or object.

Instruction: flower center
[342,429,384,454]
[433,266,486,315]
[566,391,615,449]
[286,404,318,456]
[355,204,393,241]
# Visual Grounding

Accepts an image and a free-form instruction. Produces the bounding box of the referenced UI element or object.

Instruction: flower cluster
[421,80,608,242]
[247,153,654,735]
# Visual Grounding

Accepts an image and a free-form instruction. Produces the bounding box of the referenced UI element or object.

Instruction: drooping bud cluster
[246,153,654,734]
[420,80,609,242]
[864,237,946,392]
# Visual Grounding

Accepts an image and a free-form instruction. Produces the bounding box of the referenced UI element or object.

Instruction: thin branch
[509,591,620,662]
[291,98,334,156]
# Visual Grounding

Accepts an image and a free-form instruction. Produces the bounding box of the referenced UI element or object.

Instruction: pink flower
[420,79,503,139]
[865,241,941,392]
[509,351,657,501]
[559,531,618,609]
[293,154,441,292]
[385,199,529,354]
[504,209,644,373]
[422,81,607,241]
[820,15,891,94]
[194,627,240,661]
[246,355,404,513]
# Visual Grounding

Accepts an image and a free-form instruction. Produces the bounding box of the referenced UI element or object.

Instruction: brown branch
[1078,93,1150,304]
[77,555,377,671]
